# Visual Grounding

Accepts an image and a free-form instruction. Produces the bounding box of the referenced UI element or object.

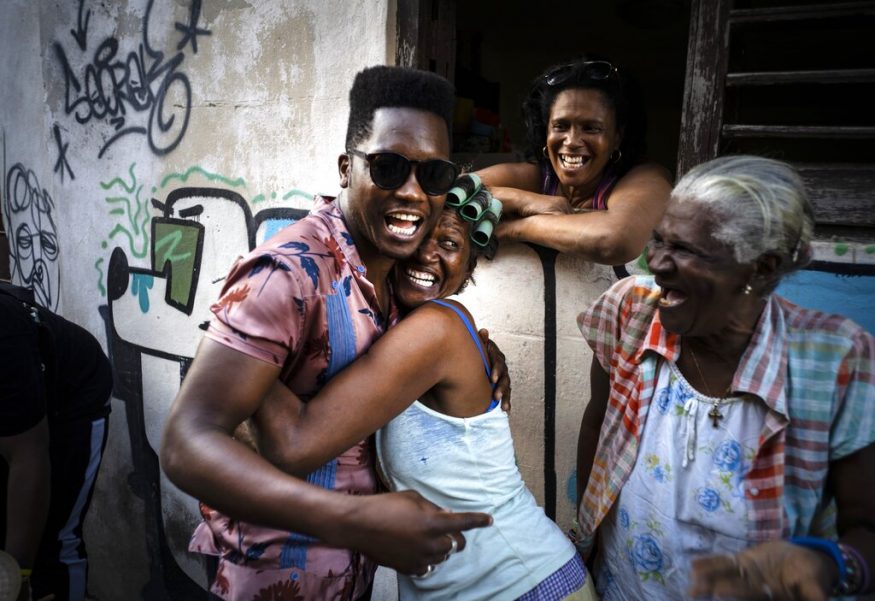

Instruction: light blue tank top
[376,301,577,600]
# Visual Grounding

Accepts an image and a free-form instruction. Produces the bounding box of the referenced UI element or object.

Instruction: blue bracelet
[789,536,847,589]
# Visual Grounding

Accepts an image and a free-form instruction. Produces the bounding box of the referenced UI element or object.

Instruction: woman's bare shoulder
[405,299,478,333]
[619,162,673,186]
[477,161,541,191]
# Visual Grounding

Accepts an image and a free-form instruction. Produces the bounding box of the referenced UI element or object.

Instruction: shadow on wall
[101,186,308,598]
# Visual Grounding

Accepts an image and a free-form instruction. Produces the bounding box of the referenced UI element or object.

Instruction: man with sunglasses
[161,65,494,601]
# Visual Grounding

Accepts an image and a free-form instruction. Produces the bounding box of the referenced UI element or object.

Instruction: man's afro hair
[345,65,455,149]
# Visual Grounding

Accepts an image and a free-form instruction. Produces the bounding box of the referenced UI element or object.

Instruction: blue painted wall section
[778,270,875,335]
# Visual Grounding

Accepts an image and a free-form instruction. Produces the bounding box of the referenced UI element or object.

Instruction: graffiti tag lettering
[54,0,210,158]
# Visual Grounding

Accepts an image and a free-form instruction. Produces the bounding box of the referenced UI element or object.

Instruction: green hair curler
[447,173,481,207]
[472,219,494,248]
[471,196,503,247]
[459,188,491,222]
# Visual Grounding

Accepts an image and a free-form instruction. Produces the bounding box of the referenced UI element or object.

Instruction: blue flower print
[656,387,671,414]
[644,454,672,483]
[697,487,722,512]
[597,564,618,599]
[652,465,668,482]
[670,379,687,404]
[713,440,743,473]
[619,508,630,530]
[658,375,694,416]
[628,533,664,574]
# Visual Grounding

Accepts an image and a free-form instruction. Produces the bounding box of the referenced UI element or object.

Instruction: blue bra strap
[429,299,491,380]
[429,300,499,412]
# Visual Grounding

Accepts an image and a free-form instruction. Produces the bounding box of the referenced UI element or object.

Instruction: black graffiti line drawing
[53,124,75,181]
[70,0,90,51]
[3,163,60,311]
[174,0,211,54]
[104,187,308,597]
[54,0,210,158]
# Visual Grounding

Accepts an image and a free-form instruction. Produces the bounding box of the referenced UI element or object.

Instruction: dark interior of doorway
[450,0,691,176]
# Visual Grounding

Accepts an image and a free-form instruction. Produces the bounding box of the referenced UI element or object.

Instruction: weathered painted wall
[1,1,394,597]
[3,1,874,600]
[455,247,618,533]
[777,241,875,335]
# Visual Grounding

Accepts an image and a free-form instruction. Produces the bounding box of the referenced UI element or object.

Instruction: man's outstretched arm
[160,338,491,574]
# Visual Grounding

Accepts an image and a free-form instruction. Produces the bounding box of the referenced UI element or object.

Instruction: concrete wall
[1,1,395,597]
[2,1,874,600]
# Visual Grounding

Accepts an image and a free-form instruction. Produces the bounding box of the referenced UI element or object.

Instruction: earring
[542,146,549,158]
[743,284,753,295]
[610,149,622,163]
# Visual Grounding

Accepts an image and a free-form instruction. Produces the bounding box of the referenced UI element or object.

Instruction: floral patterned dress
[595,360,767,600]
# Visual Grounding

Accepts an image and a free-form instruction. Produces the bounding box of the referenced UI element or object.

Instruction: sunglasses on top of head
[544,60,617,87]
[347,149,460,197]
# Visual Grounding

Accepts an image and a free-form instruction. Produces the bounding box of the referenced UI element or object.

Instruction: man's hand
[345,490,492,575]
[689,541,835,601]
[478,328,511,411]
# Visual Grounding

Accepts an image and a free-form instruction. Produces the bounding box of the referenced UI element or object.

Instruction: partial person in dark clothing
[0,282,112,601]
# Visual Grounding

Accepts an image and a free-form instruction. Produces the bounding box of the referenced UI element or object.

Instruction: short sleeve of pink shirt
[206,252,307,368]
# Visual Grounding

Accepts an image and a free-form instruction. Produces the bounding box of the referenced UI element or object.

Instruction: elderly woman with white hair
[575,155,874,600]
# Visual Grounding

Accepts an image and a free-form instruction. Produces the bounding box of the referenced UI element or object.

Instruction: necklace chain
[687,345,732,428]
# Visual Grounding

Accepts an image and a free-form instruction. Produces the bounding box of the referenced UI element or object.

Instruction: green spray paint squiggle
[105,184,149,258]
[153,228,193,264]
[100,163,138,193]
[158,165,246,190]
[97,163,150,296]
[94,257,106,297]
[283,188,314,201]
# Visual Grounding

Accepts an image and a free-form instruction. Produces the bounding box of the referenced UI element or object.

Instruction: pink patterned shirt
[190,196,398,601]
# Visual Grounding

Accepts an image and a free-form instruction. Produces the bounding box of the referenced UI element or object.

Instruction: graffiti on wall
[3,155,60,311]
[54,0,209,161]
[52,123,75,182]
[94,163,152,298]
[99,169,310,597]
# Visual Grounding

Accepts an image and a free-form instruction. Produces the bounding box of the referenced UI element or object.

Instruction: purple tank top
[540,163,619,210]
[540,163,630,278]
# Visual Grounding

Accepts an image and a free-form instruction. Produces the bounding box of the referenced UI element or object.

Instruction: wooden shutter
[396,0,456,81]
[678,0,875,230]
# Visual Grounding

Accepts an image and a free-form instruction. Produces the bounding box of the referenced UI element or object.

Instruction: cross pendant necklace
[688,345,728,429]
[707,402,724,427]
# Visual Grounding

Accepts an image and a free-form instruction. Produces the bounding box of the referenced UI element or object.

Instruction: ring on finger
[411,564,435,579]
[446,534,459,557]
[761,583,773,601]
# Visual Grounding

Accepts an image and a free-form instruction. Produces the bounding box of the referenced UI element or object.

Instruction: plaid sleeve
[577,277,639,371]
[829,326,875,460]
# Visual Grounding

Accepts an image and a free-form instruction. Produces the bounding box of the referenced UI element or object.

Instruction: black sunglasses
[544,60,617,87]
[346,149,460,196]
